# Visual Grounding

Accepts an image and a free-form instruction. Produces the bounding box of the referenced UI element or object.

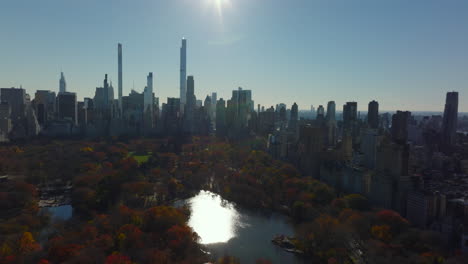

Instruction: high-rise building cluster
[0,39,255,140]
[262,92,468,250]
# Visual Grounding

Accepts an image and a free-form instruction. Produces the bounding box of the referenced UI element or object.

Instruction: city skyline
[1,0,468,112]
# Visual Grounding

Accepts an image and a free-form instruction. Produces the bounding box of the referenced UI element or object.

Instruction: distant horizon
[298,109,468,116]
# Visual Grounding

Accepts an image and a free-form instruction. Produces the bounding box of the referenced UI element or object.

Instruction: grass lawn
[129,152,152,164]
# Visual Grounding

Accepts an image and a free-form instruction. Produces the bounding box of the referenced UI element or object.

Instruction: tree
[371,225,392,242]
[105,253,132,264]
[218,256,240,264]
[343,194,369,211]
[376,210,409,234]
[166,224,197,255]
[143,206,187,234]
[17,231,40,254]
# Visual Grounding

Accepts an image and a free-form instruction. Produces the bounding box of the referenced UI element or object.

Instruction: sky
[0,0,467,112]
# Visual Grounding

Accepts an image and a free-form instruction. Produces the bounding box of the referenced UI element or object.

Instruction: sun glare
[205,0,231,20]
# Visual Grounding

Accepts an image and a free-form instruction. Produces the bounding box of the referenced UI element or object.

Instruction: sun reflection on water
[187,190,240,244]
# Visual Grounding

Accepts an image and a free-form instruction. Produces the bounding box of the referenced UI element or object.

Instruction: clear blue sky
[1,0,467,111]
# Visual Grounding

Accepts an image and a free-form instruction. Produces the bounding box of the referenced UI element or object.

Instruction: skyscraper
[144,72,153,113]
[442,91,458,146]
[59,72,66,93]
[57,92,77,125]
[326,101,336,122]
[216,98,227,137]
[230,87,253,129]
[211,92,217,118]
[186,76,195,108]
[317,105,325,120]
[368,100,379,129]
[343,102,358,128]
[184,76,196,133]
[180,38,187,112]
[391,110,411,144]
[118,43,123,111]
[289,102,298,131]
[326,101,337,146]
[103,74,110,107]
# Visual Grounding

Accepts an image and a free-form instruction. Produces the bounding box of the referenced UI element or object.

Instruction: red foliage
[93,234,114,250]
[80,225,98,241]
[48,243,84,263]
[166,224,194,252]
[376,210,409,232]
[331,198,347,209]
[2,255,17,264]
[105,253,132,264]
[118,224,144,249]
[94,151,107,161]
[143,206,187,234]
[14,182,38,198]
[118,158,138,171]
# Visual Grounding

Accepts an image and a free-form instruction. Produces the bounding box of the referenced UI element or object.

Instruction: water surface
[181,190,305,264]
[40,205,73,221]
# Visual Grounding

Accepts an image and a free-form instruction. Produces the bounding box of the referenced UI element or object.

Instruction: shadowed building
[216,98,227,137]
[326,101,337,146]
[33,90,56,127]
[368,100,379,129]
[441,91,458,146]
[57,92,77,125]
[391,111,411,144]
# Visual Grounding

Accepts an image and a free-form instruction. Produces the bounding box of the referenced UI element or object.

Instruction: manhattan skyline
[1,0,468,112]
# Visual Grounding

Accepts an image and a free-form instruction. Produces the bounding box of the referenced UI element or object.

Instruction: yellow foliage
[0,243,12,257]
[18,231,40,253]
[80,147,94,152]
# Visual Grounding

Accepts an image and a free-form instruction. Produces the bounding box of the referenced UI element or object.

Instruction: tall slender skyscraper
[103,74,110,107]
[368,100,379,129]
[211,92,217,117]
[442,91,458,146]
[118,43,123,111]
[184,76,196,133]
[326,101,337,146]
[180,38,187,112]
[144,72,153,113]
[59,72,66,93]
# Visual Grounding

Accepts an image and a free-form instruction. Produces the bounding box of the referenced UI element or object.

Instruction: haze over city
[1,0,467,111]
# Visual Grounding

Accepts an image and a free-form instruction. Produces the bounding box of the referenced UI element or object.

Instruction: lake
[178,190,306,264]
[40,205,73,221]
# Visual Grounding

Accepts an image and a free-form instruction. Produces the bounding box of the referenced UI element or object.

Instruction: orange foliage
[371,225,392,242]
